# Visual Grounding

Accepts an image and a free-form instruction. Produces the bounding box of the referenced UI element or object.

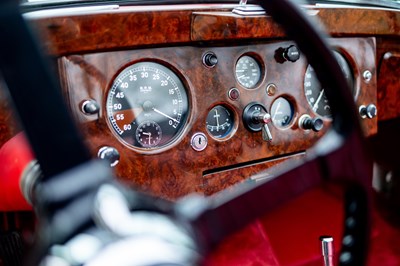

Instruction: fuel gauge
[270,97,294,129]
[206,105,234,139]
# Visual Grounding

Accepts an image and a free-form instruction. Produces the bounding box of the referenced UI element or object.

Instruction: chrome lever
[262,124,273,142]
[256,112,272,142]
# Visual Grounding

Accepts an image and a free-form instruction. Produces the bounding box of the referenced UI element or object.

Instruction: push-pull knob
[202,52,218,68]
[98,146,120,167]
[81,99,100,115]
[299,114,324,132]
[243,102,273,142]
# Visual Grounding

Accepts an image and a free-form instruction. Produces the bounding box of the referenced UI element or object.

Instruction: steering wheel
[0,0,371,265]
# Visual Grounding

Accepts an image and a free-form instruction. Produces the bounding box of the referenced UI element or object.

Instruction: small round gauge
[106,61,189,150]
[206,105,234,139]
[304,51,354,118]
[270,97,294,128]
[135,121,162,148]
[235,55,262,89]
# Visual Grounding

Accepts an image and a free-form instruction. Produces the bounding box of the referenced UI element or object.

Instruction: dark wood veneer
[377,39,400,121]
[0,85,21,148]
[59,38,376,199]
[26,7,400,56]
[0,4,386,199]
[203,153,305,196]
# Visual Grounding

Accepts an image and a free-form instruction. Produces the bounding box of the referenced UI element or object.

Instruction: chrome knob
[299,114,324,132]
[98,146,120,167]
[81,99,100,115]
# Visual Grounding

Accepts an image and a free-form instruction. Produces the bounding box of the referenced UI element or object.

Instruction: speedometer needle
[152,108,179,123]
[313,89,325,111]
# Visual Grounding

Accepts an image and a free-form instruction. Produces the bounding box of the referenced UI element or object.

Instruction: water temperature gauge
[206,105,234,139]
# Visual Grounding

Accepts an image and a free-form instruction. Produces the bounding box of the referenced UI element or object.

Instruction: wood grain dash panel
[203,153,305,196]
[0,82,21,148]
[377,50,400,121]
[26,7,400,56]
[29,10,193,56]
[191,12,285,41]
[59,38,377,199]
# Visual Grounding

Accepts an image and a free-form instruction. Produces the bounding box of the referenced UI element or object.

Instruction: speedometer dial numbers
[235,55,262,89]
[304,51,354,118]
[106,62,189,151]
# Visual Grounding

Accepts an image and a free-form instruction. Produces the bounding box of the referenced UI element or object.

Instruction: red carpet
[204,186,400,265]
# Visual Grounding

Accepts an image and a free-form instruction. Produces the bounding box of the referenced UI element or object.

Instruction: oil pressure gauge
[206,105,234,139]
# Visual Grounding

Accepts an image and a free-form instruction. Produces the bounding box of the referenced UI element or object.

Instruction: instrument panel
[59,37,377,199]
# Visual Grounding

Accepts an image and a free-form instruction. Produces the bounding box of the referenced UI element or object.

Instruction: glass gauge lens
[304,51,354,118]
[271,97,294,128]
[235,55,262,89]
[206,105,234,139]
[106,62,189,149]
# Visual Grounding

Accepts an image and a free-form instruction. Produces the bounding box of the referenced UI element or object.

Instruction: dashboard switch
[283,45,300,62]
[203,52,218,68]
[82,99,100,115]
[299,114,324,132]
[359,104,377,119]
[97,146,120,167]
[243,103,273,142]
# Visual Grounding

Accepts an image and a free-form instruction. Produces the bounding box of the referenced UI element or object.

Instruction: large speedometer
[106,62,189,150]
[304,51,354,118]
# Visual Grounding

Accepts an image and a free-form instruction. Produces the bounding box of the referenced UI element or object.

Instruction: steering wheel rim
[0,0,371,265]
[185,1,371,265]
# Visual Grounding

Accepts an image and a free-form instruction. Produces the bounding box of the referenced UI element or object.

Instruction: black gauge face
[270,97,294,128]
[136,121,162,148]
[304,51,354,118]
[106,62,189,150]
[235,55,262,89]
[206,105,234,139]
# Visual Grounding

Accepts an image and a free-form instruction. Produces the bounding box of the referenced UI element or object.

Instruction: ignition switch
[243,103,273,142]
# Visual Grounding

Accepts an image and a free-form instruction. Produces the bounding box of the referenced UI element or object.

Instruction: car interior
[0,0,399,265]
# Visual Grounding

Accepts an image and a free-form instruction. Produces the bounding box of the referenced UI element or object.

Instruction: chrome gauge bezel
[105,60,190,153]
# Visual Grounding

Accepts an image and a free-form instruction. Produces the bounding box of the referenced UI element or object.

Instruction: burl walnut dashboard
[1,4,398,199]
[58,37,377,199]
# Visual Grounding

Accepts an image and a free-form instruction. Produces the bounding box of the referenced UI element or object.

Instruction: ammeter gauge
[206,105,234,139]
